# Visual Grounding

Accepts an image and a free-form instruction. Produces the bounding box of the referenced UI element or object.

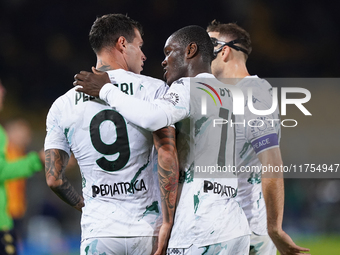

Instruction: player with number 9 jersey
[44,69,168,241]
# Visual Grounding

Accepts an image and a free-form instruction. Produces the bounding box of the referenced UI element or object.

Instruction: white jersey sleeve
[45,96,71,155]
[99,78,190,131]
[241,78,280,154]
[235,77,281,235]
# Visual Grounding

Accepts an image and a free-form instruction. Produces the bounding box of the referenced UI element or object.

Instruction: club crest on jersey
[163,92,179,106]
[249,117,275,137]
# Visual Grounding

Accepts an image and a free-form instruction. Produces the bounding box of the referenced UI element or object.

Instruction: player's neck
[95,50,128,72]
[186,61,212,77]
[223,60,249,79]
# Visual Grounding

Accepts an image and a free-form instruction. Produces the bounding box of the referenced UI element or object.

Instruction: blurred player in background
[74,25,251,255]
[0,80,44,255]
[45,14,178,255]
[5,118,33,251]
[207,20,310,255]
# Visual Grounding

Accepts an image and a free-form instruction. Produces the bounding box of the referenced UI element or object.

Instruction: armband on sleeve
[250,133,279,155]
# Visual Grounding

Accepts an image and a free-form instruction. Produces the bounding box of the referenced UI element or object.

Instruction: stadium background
[0,0,339,254]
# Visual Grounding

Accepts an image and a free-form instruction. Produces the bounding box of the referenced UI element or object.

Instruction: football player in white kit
[44,14,179,255]
[206,20,310,255]
[74,25,251,255]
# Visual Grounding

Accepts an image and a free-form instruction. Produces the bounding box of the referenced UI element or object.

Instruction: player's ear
[116,36,127,52]
[186,42,198,59]
[221,46,231,62]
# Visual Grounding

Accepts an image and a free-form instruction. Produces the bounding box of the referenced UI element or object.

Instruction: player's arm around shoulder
[45,149,84,212]
[153,126,179,255]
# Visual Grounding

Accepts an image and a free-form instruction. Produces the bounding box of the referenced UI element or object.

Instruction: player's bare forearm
[45,149,84,212]
[153,127,179,224]
[153,127,178,255]
[73,66,111,97]
[262,177,284,233]
[260,149,285,240]
[259,147,284,232]
[259,148,310,254]
[158,164,178,223]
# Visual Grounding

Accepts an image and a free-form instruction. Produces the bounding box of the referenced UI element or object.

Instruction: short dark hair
[171,25,215,63]
[89,14,143,53]
[207,20,252,58]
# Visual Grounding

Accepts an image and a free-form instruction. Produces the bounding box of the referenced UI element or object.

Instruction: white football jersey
[44,69,168,241]
[167,73,250,248]
[234,76,280,235]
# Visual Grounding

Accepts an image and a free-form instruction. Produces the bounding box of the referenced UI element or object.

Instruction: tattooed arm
[153,126,179,255]
[45,149,84,212]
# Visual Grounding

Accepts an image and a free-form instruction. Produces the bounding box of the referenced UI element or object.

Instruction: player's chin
[166,77,173,86]
[163,71,171,85]
[166,73,176,86]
